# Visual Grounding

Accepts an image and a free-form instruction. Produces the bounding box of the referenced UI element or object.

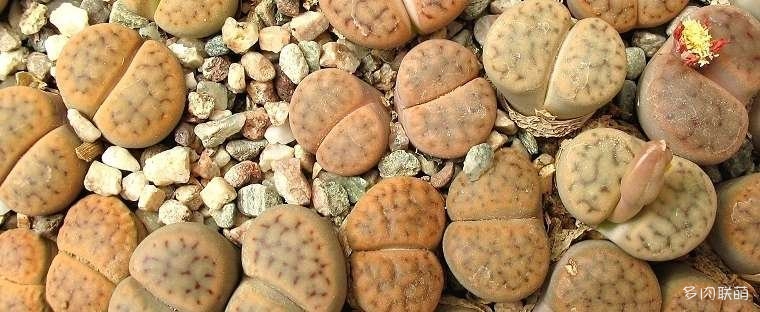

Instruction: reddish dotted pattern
[0,229,54,312]
[46,253,115,312]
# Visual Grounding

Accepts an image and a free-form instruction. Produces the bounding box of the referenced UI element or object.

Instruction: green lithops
[555,128,717,261]
[122,0,238,38]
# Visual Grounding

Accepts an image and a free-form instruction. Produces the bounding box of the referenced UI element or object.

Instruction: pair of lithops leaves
[638,5,760,165]
[0,86,87,217]
[483,0,627,137]
[57,23,186,149]
[567,0,688,32]
[122,0,237,38]
[556,127,717,261]
[319,0,467,49]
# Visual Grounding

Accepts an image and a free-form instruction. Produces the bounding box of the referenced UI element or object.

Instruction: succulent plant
[708,173,760,281]
[395,39,497,159]
[46,195,145,311]
[231,204,347,312]
[319,0,467,49]
[290,69,390,176]
[483,0,626,136]
[56,23,186,149]
[110,222,239,312]
[566,0,689,32]
[534,240,662,312]
[0,229,56,311]
[555,128,717,261]
[443,146,550,302]
[344,177,445,311]
[731,0,760,20]
[654,263,757,312]
[637,5,760,165]
[122,0,238,38]
[0,86,87,217]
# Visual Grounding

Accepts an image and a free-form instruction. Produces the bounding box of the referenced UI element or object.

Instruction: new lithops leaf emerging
[443,147,549,302]
[567,0,688,32]
[345,177,445,311]
[534,240,661,312]
[238,205,347,312]
[709,173,760,276]
[290,69,390,176]
[395,39,497,159]
[638,5,760,165]
[56,23,185,149]
[0,229,56,312]
[0,87,86,217]
[555,128,717,261]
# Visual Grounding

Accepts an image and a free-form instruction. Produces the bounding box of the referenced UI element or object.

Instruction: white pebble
[288,11,329,41]
[121,171,148,202]
[102,146,140,172]
[264,123,295,144]
[66,109,101,142]
[200,177,237,210]
[44,35,69,61]
[138,185,166,211]
[143,146,191,186]
[49,3,89,37]
[84,161,122,196]
[221,17,258,54]
[0,48,27,81]
[279,43,309,84]
[168,42,204,69]
[158,200,191,224]
[210,202,235,228]
[259,143,295,172]
[258,26,290,53]
[272,158,311,205]
[227,63,246,93]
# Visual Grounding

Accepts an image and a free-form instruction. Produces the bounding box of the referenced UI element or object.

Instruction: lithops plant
[483,0,626,137]
[655,263,730,312]
[0,86,87,217]
[320,0,467,49]
[443,147,549,302]
[566,0,688,32]
[638,5,760,165]
[109,222,239,312]
[56,23,185,149]
[290,69,390,176]
[344,177,445,311]
[0,229,56,312]
[534,240,662,311]
[395,39,497,159]
[708,173,760,282]
[46,195,145,311]
[122,0,238,38]
[555,128,717,261]
[231,205,347,312]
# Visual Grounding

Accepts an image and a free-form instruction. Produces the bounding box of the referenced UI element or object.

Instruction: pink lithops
[0,86,87,217]
[0,229,56,312]
[235,205,347,312]
[708,173,760,280]
[319,0,467,49]
[555,128,717,261]
[344,177,445,312]
[111,222,240,312]
[46,195,145,311]
[290,69,390,176]
[534,240,662,312]
[638,5,760,165]
[56,23,185,149]
[483,0,626,136]
[395,39,497,159]
[566,0,689,32]
[443,147,549,302]
[122,0,238,38]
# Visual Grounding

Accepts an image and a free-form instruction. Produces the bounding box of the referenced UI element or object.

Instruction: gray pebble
[462,143,494,182]
[614,80,637,122]
[461,0,490,21]
[378,150,421,178]
[632,31,667,58]
[312,178,350,217]
[225,139,268,161]
[80,0,110,24]
[625,47,646,80]
[237,184,283,217]
[109,0,150,29]
[720,141,755,179]
[517,130,539,155]
[206,35,230,56]
[298,41,321,73]
[194,113,246,148]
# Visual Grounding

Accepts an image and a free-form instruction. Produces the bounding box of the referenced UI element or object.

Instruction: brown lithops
[122,0,238,38]
[110,222,240,312]
[56,23,185,148]
[534,240,662,312]
[290,69,390,176]
[566,0,689,32]
[344,177,445,312]
[232,205,347,312]
[656,263,722,312]
[395,39,497,159]
[0,86,87,217]
[319,0,467,49]
[443,147,549,302]
[0,229,56,312]
[46,195,145,311]
[708,173,760,280]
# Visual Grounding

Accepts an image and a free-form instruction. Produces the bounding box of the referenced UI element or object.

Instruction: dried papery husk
[499,94,592,137]
[75,141,104,162]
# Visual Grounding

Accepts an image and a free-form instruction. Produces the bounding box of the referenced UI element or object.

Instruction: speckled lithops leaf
[109,277,174,312]
[534,240,661,312]
[226,278,304,312]
[0,229,54,312]
[350,249,443,312]
[566,0,637,32]
[46,253,116,312]
[0,126,87,216]
[655,263,722,312]
[403,0,468,34]
[290,69,390,175]
[57,195,145,283]
[345,176,445,251]
[637,0,689,28]
[130,222,240,312]
[0,280,47,312]
[319,0,413,49]
[709,173,760,275]
[154,0,238,38]
[396,40,496,159]
[56,23,186,149]
[241,205,346,312]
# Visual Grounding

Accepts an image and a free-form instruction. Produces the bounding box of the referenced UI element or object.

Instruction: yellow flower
[678,18,720,67]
